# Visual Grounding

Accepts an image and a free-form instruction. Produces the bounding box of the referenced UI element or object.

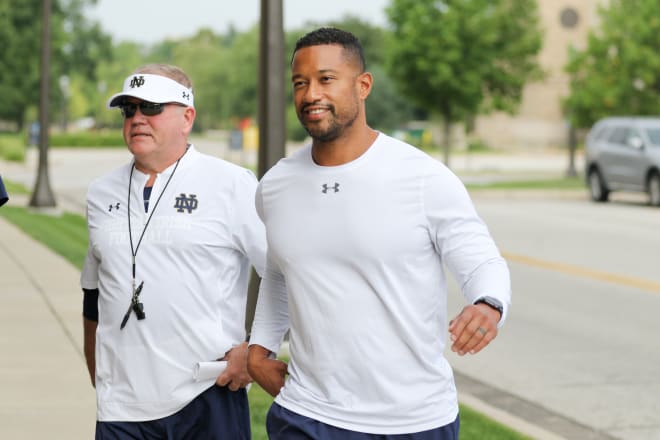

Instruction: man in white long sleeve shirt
[248,28,511,440]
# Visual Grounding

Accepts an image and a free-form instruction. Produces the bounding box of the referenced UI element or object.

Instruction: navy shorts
[266,402,460,440]
[95,385,250,440]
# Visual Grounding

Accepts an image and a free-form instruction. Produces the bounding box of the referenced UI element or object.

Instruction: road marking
[502,252,660,295]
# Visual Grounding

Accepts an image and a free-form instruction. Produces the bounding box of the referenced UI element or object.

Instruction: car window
[607,127,629,145]
[593,125,612,141]
[645,128,660,147]
[625,129,644,149]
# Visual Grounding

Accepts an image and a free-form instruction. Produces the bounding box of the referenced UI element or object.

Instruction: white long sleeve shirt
[250,133,510,434]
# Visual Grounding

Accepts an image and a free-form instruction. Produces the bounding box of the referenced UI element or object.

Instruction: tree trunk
[566,121,578,177]
[442,113,451,168]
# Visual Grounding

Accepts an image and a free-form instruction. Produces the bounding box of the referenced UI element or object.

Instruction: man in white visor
[81,63,266,439]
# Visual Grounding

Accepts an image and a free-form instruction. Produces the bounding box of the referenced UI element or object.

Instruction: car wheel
[649,173,660,207]
[588,168,609,202]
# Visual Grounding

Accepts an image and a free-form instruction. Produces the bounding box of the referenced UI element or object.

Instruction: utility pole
[257,0,286,178]
[245,0,286,336]
[29,0,57,208]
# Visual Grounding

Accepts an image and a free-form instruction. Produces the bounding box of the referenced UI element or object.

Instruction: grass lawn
[0,206,89,268]
[0,205,532,440]
[467,175,584,191]
[248,384,273,440]
[3,179,31,195]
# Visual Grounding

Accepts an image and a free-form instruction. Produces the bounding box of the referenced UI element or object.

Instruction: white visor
[107,73,194,108]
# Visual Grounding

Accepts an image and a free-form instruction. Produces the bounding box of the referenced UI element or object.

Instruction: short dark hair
[292,27,366,72]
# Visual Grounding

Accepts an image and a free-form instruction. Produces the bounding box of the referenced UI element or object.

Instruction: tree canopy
[2,2,546,147]
[385,0,542,163]
[0,0,44,128]
[0,0,112,130]
[564,0,660,128]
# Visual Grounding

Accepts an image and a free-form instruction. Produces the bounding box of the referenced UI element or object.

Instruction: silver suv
[585,117,660,206]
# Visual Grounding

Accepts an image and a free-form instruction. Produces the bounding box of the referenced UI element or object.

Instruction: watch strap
[474,296,503,315]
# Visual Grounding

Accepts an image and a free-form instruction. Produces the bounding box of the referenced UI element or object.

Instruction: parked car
[584,117,660,206]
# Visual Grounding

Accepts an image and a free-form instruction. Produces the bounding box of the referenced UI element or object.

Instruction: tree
[167,29,237,131]
[386,0,542,165]
[221,27,260,122]
[0,0,42,129]
[366,64,420,133]
[0,0,112,130]
[564,0,660,128]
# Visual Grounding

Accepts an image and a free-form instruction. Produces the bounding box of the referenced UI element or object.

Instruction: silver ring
[477,327,487,336]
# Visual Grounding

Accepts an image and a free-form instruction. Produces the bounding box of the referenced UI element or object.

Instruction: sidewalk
[0,143,581,439]
[0,217,95,439]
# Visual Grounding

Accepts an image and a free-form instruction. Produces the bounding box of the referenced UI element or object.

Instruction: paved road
[448,194,660,440]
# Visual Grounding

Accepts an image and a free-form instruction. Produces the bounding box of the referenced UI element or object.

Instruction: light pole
[245,0,286,335]
[29,0,56,208]
[257,0,286,178]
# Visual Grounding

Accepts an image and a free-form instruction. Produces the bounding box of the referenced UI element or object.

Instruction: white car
[585,117,660,206]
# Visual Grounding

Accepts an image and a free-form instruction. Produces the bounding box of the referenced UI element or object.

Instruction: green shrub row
[1,131,125,162]
[0,133,25,161]
[49,131,124,147]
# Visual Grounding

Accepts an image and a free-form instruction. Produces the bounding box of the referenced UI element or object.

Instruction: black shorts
[267,402,460,440]
[95,385,250,440]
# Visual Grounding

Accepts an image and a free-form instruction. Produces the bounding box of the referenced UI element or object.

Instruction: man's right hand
[247,344,288,397]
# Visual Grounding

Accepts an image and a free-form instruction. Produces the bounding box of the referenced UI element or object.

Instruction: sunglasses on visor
[119,101,167,118]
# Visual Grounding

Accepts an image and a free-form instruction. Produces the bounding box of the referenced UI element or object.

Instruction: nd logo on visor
[130,76,145,88]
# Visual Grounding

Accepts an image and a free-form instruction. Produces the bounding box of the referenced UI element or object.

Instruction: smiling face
[122,98,195,174]
[291,44,371,145]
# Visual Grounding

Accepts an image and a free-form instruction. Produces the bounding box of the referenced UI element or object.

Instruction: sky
[88,0,390,44]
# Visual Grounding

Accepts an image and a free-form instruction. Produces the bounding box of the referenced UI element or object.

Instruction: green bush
[467,138,493,153]
[50,131,124,147]
[0,133,26,161]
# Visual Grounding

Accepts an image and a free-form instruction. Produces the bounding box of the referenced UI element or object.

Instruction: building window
[560,7,579,29]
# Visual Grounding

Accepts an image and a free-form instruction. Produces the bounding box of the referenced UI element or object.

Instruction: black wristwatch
[474,296,503,316]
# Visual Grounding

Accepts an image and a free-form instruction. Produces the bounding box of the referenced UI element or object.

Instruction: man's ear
[357,71,373,100]
[183,106,196,134]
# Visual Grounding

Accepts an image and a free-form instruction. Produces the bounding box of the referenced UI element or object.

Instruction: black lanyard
[120,151,186,329]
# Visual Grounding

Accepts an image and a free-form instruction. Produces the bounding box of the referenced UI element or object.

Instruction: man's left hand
[216,342,252,391]
[448,303,501,356]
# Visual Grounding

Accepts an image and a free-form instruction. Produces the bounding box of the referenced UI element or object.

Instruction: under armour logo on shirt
[321,183,340,193]
[108,202,120,211]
